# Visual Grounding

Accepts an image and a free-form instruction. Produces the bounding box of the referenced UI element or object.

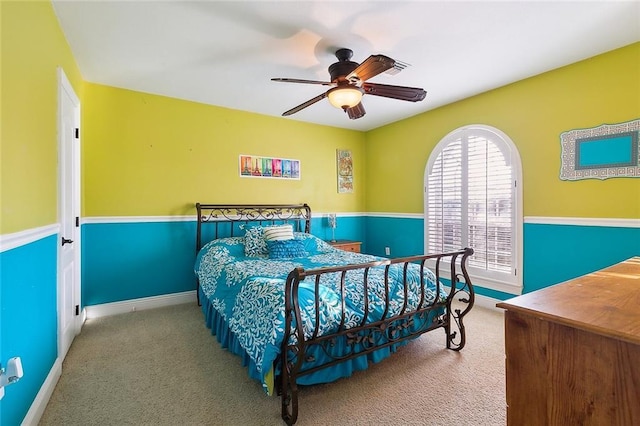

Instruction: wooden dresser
[327,240,361,253]
[497,257,640,426]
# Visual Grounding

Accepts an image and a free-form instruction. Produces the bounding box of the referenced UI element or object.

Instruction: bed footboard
[279,247,474,425]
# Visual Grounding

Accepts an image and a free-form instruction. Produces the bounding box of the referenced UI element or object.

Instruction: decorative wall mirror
[560,119,639,180]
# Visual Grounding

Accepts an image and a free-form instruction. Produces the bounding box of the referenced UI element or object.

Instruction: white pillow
[263,224,294,241]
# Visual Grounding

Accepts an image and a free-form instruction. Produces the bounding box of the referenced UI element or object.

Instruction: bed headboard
[195,203,312,252]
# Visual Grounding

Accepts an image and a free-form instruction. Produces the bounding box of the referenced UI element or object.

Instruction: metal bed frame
[195,203,475,425]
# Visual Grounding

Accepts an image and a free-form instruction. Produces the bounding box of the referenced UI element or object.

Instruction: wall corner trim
[366,212,423,219]
[0,224,60,253]
[82,216,196,224]
[524,216,640,228]
[81,212,364,225]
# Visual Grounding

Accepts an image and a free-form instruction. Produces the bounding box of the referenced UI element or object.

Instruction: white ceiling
[52,1,640,131]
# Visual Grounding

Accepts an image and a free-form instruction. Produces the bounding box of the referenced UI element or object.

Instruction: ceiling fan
[271,48,427,120]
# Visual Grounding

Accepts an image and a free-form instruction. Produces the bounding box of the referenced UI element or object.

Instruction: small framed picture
[239,155,301,180]
[337,149,353,193]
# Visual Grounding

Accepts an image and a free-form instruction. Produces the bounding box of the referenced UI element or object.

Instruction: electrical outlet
[385,247,390,255]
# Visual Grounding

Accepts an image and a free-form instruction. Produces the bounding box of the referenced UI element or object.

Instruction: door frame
[57,67,82,361]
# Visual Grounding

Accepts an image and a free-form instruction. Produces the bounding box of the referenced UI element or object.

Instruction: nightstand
[327,240,361,253]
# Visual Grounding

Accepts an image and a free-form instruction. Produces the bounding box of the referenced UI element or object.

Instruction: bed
[194,203,474,425]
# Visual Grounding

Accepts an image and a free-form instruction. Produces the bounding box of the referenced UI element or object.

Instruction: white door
[57,68,81,361]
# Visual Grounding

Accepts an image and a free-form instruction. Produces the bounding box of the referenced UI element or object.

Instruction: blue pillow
[267,239,309,259]
[293,232,327,255]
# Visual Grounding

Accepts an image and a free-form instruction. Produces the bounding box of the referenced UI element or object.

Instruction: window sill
[463,275,522,295]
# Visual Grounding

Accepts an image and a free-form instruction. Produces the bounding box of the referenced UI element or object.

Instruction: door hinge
[75,216,79,227]
[75,128,79,139]
[75,305,80,316]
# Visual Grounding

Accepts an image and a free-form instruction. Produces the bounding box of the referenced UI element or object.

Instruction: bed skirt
[200,288,445,395]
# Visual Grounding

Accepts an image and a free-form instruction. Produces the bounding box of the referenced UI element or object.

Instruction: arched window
[425,125,523,294]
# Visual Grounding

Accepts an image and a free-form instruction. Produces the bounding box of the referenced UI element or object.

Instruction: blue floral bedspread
[195,233,446,394]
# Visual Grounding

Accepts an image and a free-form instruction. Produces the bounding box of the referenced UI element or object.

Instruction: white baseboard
[85,290,197,319]
[21,358,62,426]
[444,287,505,312]
[473,293,504,312]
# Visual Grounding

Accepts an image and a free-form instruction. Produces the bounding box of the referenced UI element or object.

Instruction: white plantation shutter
[425,126,522,293]
[427,139,463,254]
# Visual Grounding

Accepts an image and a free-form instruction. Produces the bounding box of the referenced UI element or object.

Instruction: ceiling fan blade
[281,92,327,116]
[385,60,410,76]
[346,103,366,120]
[271,78,334,86]
[346,55,396,82]
[362,82,427,102]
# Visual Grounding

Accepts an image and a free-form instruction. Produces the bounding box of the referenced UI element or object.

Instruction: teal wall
[364,216,424,257]
[0,242,2,423]
[82,214,639,306]
[81,221,197,305]
[81,216,366,305]
[365,216,639,298]
[2,215,635,424]
[523,223,640,292]
[0,235,58,425]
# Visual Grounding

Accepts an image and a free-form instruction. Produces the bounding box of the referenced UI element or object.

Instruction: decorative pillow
[263,224,294,241]
[267,239,308,259]
[294,232,325,255]
[243,225,267,257]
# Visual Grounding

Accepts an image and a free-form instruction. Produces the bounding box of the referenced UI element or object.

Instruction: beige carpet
[39,303,506,426]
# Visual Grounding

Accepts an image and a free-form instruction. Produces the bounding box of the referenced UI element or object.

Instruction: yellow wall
[1,2,637,228]
[0,1,83,234]
[82,83,366,217]
[365,43,640,219]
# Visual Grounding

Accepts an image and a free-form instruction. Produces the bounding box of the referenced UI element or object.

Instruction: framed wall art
[336,149,353,193]
[559,119,639,180]
[239,155,300,180]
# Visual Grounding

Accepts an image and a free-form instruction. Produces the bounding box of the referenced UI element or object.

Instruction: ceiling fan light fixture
[327,86,364,110]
